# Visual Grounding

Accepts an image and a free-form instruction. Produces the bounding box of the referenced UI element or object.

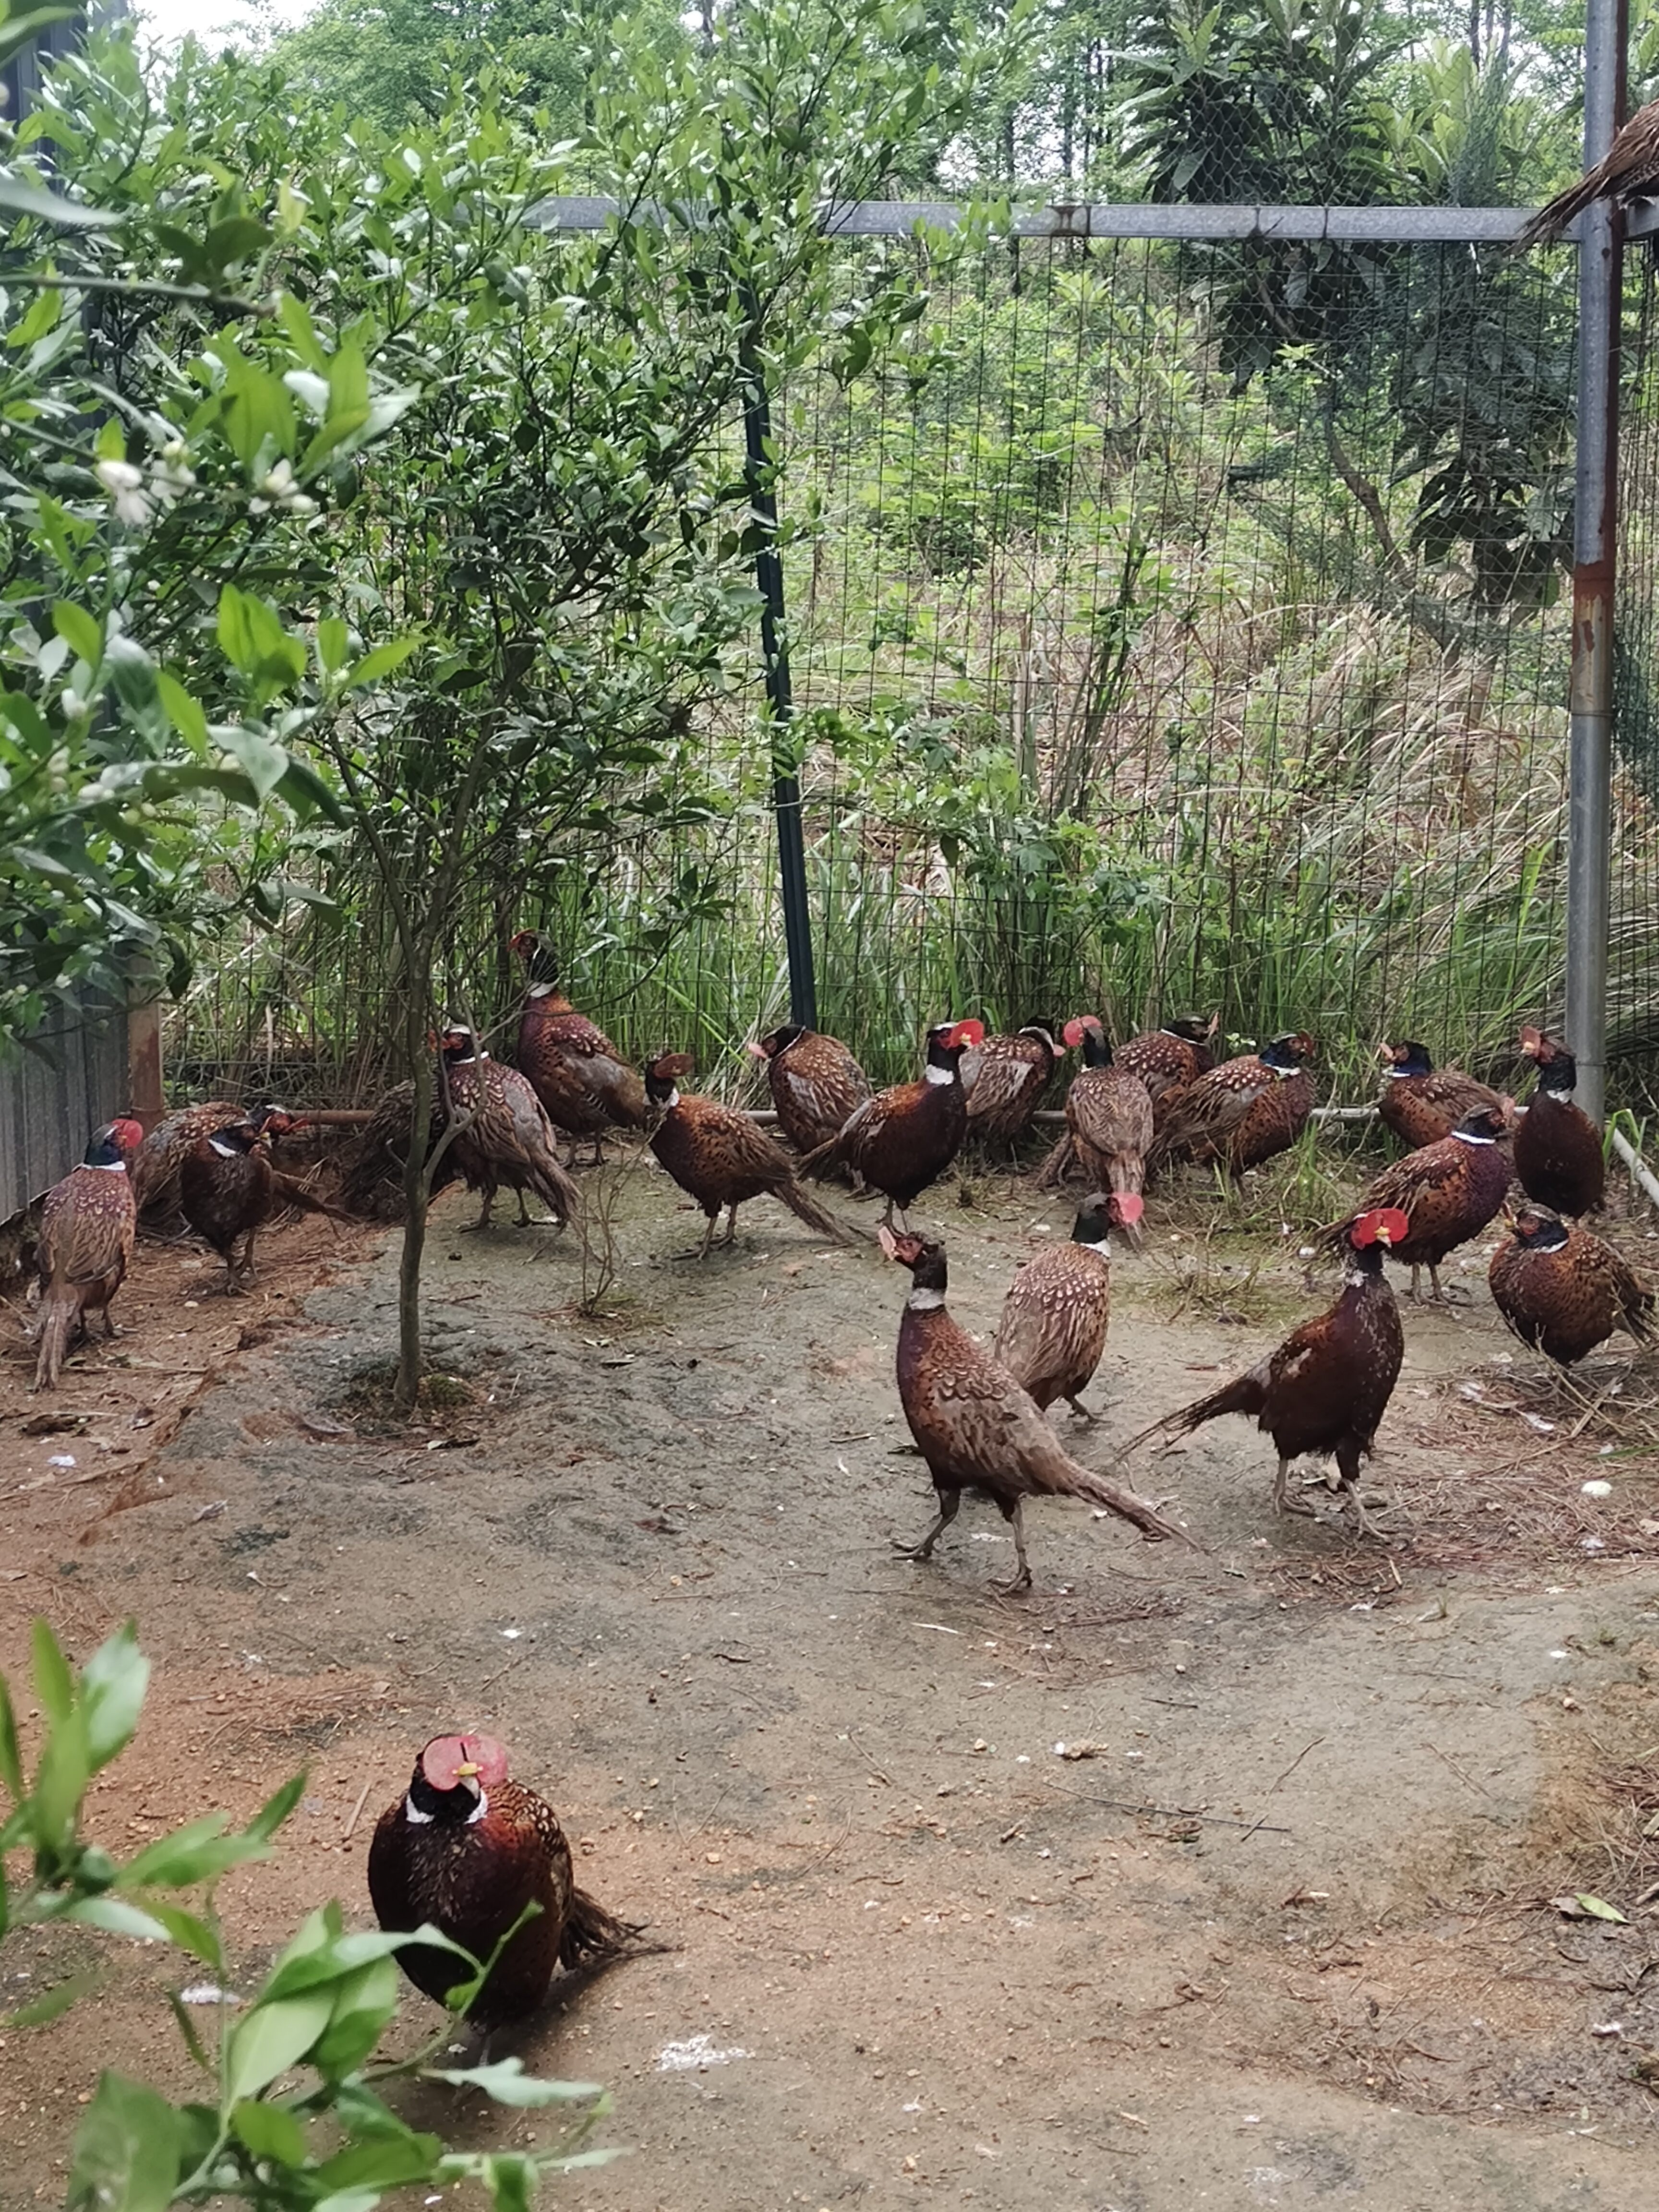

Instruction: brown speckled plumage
[439,1032,581,1232]
[799,1022,981,1229]
[1489,1212,1654,1365]
[1375,1042,1508,1152]
[645,1053,847,1255]
[882,1229,1181,1593]
[1514,1030,1604,1218]
[33,1121,144,1391]
[1126,1210,1407,1530]
[1149,1033,1317,1178]
[1326,1105,1514,1303]
[991,1197,1115,1421]
[1516,101,1659,248]
[962,1027,1058,1148]
[509,933,646,1160]
[368,1734,632,2031]
[1115,1015,1218,1124]
[131,1101,263,1215]
[1035,1019,1154,1233]
[750,1023,872,1156]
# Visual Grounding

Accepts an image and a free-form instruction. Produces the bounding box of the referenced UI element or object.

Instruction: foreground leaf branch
[0,1619,616,2207]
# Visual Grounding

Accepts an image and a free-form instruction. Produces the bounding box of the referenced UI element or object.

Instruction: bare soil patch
[3,1157,1659,2210]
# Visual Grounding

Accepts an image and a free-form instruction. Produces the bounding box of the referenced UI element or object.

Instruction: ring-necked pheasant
[644,1052,849,1256]
[1489,1211,1655,1366]
[438,1027,580,1233]
[1034,1017,1154,1239]
[880,1225,1183,1593]
[991,1192,1129,1422]
[507,931,646,1163]
[33,1119,145,1390]
[1514,1028,1604,1219]
[798,1020,983,1230]
[1149,1033,1317,1179]
[747,1022,872,1158]
[368,1732,637,2032]
[1322,1102,1514,1304]
[1122,1208,1408,1533]
[1375,1041,1508,1152]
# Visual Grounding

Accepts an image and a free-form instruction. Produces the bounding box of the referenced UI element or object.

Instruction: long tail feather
[794,1133,839,1182]
[32,1292,79,1392]
[1034,1133,1073,1188]
[1515,178,1605,251]
[1117,1370,1267,1460]
[559,1886,647,1968]
[268,1171,357,1223]
[776,1175,851,1242]
[1035,1445,1189,1542]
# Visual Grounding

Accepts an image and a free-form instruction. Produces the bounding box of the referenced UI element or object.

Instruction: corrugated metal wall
[0,998,131,1219]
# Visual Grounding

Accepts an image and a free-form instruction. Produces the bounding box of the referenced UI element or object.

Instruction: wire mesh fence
[1612,248,1659,1124]
[171,218,1616,1113]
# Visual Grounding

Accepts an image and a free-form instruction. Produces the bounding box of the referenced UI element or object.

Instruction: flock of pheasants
[12,929,1656,2036]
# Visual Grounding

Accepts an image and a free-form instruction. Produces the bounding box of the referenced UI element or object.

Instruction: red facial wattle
[421,1732,510,1793]
[1354,1206,1410,1249]
[948,1019,985,1050]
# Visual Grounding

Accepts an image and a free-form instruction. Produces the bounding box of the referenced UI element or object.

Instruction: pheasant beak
[1374,1224,1394,1246]
[454,1762,480,1779]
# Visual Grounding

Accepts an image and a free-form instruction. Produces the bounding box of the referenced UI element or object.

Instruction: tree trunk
[394,976,435,1417]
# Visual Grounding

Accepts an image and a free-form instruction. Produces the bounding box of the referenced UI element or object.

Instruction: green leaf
[3,1967,99,2029]
[63,1896,171,1943]
[156,672,209,753]
[275,753,348,829]
[106,639,169,754]
[32,1617,75,1724]
[316,615,349,673]
[230,2096,308,2167]
[119,1812,228,1884]
[277,292,326,371]
[31,1704,89,1852]
[0,1668,23,1800]
[427,2059,605,2108]
[203,216,271,272]
[67,2073,182,2212]
[313,2129,443,2190]
[244,1768,306,1844]
[164,1990,213,2072]
[344,637,419,690]
[310,1954,399,2077]
[0,172,121,230]
[0,8,78,73]
[225,1987,336,2100]
[1576,1893,1629,1923]
[219,728,289,804]
[265,1921,457,2002]
[144,1901,224,1971]
[51,602,103,670]
[78,1622,148,1773]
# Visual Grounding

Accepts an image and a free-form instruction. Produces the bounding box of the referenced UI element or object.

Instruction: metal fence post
[741,291,817,1032]
[1566,0,1627,1126]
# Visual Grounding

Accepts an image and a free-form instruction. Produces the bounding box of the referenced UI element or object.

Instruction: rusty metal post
[1566,0,1627,1127]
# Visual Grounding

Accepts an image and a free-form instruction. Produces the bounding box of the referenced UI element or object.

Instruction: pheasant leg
[1064,1395,1097,1425]
[1271,1457,1317,1517]
[991,1500,1033,1595]
[893,1488,961,1562]
[718,1204,740,1248]
[465,1191,495,1232]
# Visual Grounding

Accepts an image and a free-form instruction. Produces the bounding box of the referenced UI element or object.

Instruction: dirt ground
[3,1144,1659,2212]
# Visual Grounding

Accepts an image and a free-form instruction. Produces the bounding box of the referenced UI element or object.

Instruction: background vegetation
[6,0,1659,1115]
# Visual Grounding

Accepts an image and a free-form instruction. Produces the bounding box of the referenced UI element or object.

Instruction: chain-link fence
[172,210,1641,1113]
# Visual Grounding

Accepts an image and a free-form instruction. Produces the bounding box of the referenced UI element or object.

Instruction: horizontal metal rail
[525,195,1611,244]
